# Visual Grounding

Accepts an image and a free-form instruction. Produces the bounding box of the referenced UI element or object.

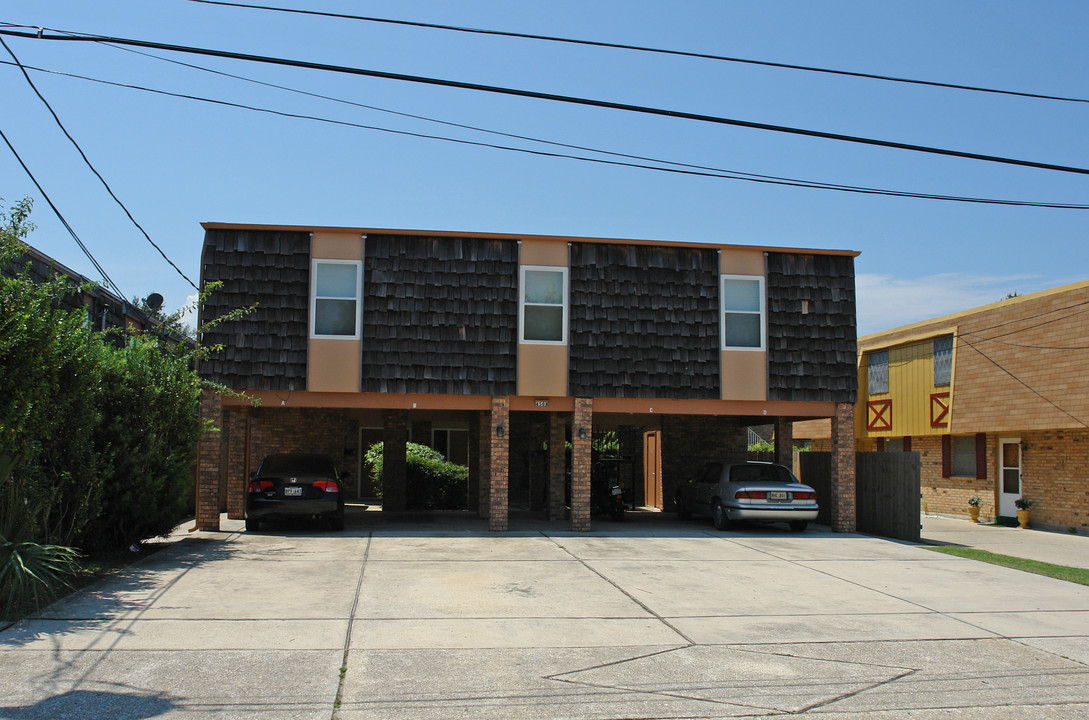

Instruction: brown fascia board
[199,222,860,259]
[857,277,1089,352]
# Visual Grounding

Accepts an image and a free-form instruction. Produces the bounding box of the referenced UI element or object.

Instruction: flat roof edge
[199,222,861,257]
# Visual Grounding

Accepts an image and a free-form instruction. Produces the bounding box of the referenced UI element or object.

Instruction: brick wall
[661,415,747,510]
[1023,430,1089,530]
[918,430,1089,529]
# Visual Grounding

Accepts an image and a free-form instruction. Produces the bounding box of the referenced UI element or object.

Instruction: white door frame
[998,437,1021,517]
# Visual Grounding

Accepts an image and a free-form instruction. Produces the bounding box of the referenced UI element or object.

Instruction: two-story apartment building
[195,224,860,532]
[796,280,1089,530]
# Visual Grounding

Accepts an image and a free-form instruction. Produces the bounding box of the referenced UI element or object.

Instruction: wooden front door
[643,431,662,509]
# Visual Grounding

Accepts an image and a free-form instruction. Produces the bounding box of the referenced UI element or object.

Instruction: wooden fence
[797,451,921,542]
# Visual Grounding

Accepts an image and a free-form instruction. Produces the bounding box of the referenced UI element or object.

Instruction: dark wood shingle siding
[200,229,310,390]
[361,234,518,395]
[766,252,857,402]
[569,243,720,399]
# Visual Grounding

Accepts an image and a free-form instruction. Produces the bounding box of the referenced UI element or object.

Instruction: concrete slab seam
[331,531,372,720]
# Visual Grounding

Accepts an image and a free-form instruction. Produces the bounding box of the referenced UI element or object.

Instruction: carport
[196,393,857,534]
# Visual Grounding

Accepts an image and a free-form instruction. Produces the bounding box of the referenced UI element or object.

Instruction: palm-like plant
[0,456,81,618]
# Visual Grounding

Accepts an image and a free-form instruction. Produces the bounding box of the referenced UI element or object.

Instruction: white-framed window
[720,275,765,350]
[310,260,362,338]
[520,266,568,344]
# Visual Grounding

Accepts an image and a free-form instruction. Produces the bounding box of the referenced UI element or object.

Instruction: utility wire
[7,58,1087,210]
[0,36,198,289]
[102,46,1089,209]
[3,26,1088,176]
[0,126,123,298]
[956,336,1087,427]
[183,0,1089,106]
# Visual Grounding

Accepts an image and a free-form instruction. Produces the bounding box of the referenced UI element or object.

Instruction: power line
[0,36,198,290]
[0,126,124,298]
[8,58,1087,210]
[183,0,1089,106]
[3,26,1088,176]
[957,335,1087,427]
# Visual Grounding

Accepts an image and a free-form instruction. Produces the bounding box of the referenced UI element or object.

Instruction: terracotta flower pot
[968,506,980,523]
[1016,510,1030,529]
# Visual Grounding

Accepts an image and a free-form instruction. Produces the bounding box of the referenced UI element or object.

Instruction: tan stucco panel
[721,350,766,401]
[518,344,568,396]
[308,338,361,392]
[519,238,568,267]
[312,232,364,260]
[720,248,765,275]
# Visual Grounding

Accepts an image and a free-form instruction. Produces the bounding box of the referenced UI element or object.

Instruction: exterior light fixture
[578,427,587,439]
[496,424,505,438]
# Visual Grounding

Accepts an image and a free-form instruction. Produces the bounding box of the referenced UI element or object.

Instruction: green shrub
[365,442,467,510]
[83,336,202,549]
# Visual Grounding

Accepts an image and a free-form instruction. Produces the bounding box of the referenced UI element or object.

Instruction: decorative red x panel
[867,399,892,431]
[930,392,950,428]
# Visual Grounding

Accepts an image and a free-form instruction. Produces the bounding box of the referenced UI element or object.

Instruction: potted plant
[967,495,983,523]
[1014,497,1035,529]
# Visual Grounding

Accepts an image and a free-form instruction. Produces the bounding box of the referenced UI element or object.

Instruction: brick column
[195,391,222,531]
[570,398,593,532]
[774,417,794,468]
[489,396,510,532]
[548,412,567,522]
[477,409,491,519]
[382,409,408,512]
[830,402,857,532]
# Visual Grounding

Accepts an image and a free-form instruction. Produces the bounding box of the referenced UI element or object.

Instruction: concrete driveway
[3,512,1089,719]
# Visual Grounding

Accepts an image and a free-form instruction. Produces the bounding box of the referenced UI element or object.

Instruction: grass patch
[925,546,1089,586]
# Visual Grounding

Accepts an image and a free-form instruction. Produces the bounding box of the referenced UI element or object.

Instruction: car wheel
[245,517,260,532]
[712,501,732,531]
[676,495,691,520]
[790,520,809,533]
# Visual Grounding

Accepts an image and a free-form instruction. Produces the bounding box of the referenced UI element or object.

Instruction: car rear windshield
[259,455,336,476]
[730,465,796,484]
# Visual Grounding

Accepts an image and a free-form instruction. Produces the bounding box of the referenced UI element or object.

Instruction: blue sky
[2,1,1086,335]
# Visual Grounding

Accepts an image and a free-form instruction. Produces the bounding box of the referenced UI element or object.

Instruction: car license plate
[767,491,789,502]
[284,486,303,497]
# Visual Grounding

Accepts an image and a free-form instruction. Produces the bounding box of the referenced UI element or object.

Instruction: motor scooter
[591,476,625,521]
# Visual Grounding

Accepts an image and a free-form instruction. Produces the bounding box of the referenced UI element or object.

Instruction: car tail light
[735,490,767,500]
[247,480,273,493]
[312,480,339,493]
[794,491,816,501]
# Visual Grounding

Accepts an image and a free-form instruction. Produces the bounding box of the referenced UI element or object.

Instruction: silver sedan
[675,461,819,532]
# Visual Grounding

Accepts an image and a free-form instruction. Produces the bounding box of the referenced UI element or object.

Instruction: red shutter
[876,438,885,452]
[903,436,912,452]
[941,435,951,478]
[975,433,987,479]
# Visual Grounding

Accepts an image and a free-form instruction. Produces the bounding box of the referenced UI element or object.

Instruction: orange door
[643,431,663,509]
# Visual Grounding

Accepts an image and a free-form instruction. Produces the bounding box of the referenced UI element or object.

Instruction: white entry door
[998,438,1021,516]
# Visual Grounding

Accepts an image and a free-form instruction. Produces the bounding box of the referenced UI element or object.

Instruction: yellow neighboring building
[796,279,1089,530]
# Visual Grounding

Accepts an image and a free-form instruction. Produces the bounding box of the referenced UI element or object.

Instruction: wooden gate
[798,451,921,542]
[643,431,662,509]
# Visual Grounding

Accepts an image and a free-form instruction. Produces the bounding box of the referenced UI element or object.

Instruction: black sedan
[245,454,345,531]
